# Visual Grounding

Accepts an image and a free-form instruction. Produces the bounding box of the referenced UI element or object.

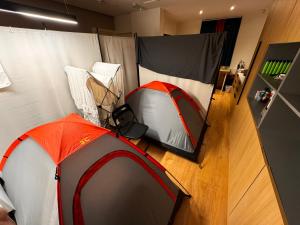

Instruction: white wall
[161,10,177,35]
[114,8,161,36]
[230,11,268,70]
[114,14,132,34]
[115,8,179,36]
[132,8,162,36]
[114,8,199,36]
[176,19,202,35]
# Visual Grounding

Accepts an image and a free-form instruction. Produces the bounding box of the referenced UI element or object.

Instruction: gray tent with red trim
[0,114,182,225]
[126,81,205,161]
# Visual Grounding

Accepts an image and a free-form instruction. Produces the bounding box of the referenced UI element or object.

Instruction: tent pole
[134,33,140,87]
[165,170,192,198]
[96,27,104,61]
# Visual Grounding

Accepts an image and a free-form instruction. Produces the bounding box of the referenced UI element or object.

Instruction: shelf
[248,75,275,126]
[259,97,300,225]
[279,51,300,113]
[258,73,283,90]
[279,93,300,117]
[263,42,300,62]
[248,42,300,225]
[247,97,267,126]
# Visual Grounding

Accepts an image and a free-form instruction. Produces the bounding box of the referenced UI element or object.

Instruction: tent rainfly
[126,81,206,161]
[0,114,183,225]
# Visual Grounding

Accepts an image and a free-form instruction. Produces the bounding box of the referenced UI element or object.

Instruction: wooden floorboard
[139,91,230,225]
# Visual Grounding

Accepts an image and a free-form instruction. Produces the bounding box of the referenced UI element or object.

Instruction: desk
[216,69,231,91]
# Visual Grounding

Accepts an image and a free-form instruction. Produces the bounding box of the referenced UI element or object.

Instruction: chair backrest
[86,77,117,107]
[112,104,137,131]
[87,76,121,126]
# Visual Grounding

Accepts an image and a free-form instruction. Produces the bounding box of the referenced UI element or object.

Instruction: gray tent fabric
[172,89,204,145]
[1,114,181,225]
[80,156,173,225]
[60,135,179,225]
[137,33,226,84]
[127,89,194,153]
[126,81,205,159]
[2,138,58,225]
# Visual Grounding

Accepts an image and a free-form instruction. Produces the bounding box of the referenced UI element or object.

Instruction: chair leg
[144,141,151,152]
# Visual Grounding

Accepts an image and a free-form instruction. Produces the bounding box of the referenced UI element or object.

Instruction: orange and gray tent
[126,81,206,161]
[0,114,183,225]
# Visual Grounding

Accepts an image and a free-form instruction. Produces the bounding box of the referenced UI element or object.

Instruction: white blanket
[64,66,100,126]
[92,62,120,88]
[0,63,11,89]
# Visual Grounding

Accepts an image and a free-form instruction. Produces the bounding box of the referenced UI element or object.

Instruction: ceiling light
[0,0,78,25]
[199,10,203,15]
[18,11,78,24]
[0,8,14,14]
[144,0,159,4]
[230,5,235,11]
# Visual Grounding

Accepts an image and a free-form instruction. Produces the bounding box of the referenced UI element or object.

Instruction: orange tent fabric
[126,81,178,97]
[1,114,110,168]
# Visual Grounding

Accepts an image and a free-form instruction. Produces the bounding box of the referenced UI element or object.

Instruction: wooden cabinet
[247,43,300,225]
[216,69,231,90]
[230,71,247,105]
[228,91,286,225]
[228,101,265,213]
[228,0,300,224]
[229,167,284,225]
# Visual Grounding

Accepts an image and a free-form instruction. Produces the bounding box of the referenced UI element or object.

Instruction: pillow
[89,72,112,88]
[92,62,121,88]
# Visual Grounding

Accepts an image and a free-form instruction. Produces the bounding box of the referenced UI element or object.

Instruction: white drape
[99,35,138,96]
[64,66,100,126]
[0,27,101,156]
[0,63,11,89]
[139,66,214,118]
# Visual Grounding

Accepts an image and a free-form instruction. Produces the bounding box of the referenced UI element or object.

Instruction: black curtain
[201,17,241,66]
[138,33,226,84]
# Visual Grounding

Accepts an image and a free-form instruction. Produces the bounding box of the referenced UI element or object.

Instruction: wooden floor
[139,91,230,225]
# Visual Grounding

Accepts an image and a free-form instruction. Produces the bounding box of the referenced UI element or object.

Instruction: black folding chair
[112,104,148,140]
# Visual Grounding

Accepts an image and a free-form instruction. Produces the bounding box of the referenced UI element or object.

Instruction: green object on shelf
[281,61,288,74]
[284,62,292,73]
[261,61,269,74]
[276,61,284,74]
[265,61,274,75]
[269,61,275,75]
[270,61,277,75]
[264,61,272,74]
[271,61,280,76]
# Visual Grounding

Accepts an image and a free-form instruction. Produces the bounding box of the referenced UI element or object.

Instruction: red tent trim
[126,81,178,98]
[73,150,176,225]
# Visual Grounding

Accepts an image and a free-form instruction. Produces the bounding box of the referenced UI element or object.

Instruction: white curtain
[0,27,101,157]
[139,66,214,118]
[99,35,138,96]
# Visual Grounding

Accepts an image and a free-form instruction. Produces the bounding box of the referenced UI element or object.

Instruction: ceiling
[54,0,274,21]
